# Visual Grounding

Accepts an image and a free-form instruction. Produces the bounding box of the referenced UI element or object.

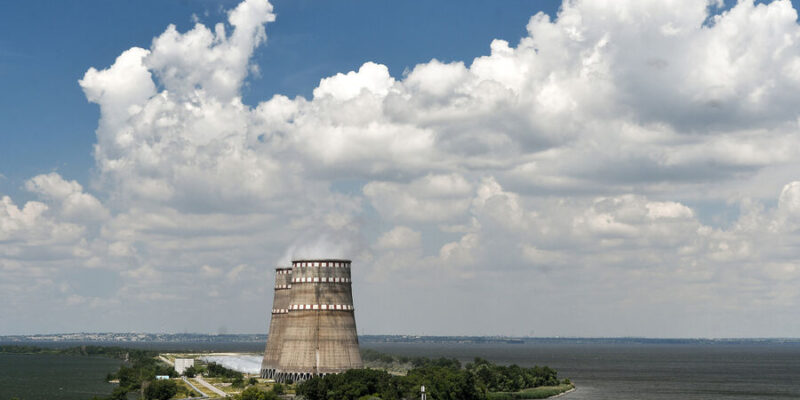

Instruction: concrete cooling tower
[261,259,362,382]
[260,267,292,379]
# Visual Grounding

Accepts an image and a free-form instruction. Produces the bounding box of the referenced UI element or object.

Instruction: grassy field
[198,376,293,396]
[159,352,300,398]
[487,384,575,400]
[173,379,203,399]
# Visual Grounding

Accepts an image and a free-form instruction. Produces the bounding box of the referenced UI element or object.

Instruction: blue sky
[2,0,800,337]
[0,0,560,201]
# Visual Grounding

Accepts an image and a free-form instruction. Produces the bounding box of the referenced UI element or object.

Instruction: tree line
[0,344,158,360]
[296,355,565,400]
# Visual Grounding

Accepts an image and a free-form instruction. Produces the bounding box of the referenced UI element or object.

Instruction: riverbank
[487,383,575,399]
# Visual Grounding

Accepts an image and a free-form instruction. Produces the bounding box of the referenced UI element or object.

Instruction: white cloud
[403,59,469,98]
[25,173,109,223]
[79,47,157,134]
[375,226,422,250]
[3,0,800,336]
[472,177,532,231]
[0,196,50,242]
[779,181,800,218]
[364,174,473,222]
[145,0,274,102]
[439,232,480,265]
[313,62,395,101]
[646,201,694,220]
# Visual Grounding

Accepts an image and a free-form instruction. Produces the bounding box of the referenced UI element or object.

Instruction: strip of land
[487,384,576,399]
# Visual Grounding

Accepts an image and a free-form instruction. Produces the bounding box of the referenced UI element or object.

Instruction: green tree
[144,379,178,400]
[183,365,197,378]
[109,387,129,400]
[206,362,243,379]
[465,358,560,392]
[238,386,279,400]
[296,377,328,400]
[288,353,567,400]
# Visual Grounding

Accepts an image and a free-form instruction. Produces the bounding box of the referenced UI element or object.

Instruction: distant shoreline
[2,333,800,346]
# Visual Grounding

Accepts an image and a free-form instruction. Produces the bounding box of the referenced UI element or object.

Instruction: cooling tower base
[262,369,335,382]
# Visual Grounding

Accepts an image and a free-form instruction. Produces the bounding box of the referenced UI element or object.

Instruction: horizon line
[2,332,800,341]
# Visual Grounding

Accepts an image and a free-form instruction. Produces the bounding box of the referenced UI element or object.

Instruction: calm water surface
[0,353,121,400]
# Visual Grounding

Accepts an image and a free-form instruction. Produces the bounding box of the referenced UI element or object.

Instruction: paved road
[194,375,228,397]
[182,376,209,398]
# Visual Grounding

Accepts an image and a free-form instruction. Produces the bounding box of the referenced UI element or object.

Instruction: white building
[174,358,195,375]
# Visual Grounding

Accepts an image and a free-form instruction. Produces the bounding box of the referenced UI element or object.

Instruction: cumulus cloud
[376,226,422,250]
[146,0,275,101]
[364,174,473,222]
[2,0,800,336]
[779,181,800,219]
[25,173,109,222]
[0,196,53,242]
[78,0,284,212]
[314,62,395,101]
[0,180,97,260]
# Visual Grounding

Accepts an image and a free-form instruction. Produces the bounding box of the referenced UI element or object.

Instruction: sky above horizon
[2,0,800,337]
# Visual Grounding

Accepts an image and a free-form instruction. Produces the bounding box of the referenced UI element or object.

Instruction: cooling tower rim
[291,258,352,263]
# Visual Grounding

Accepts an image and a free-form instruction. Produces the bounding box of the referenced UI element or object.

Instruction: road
[182,376,209,398]
[193,375,228,397]
[158,355,226,398]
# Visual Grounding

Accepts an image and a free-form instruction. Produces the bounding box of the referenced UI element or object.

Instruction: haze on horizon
[1,0,800,338]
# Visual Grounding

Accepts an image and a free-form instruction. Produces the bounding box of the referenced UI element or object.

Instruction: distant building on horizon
[261,259,362,382]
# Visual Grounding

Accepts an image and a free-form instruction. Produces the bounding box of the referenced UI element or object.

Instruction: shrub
[238,386,280,400]
[144,379,178,400]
